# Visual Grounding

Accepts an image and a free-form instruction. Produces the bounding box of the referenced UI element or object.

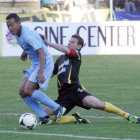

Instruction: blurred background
[0,0,111,22]
[0,0,140,22]
[0,0,140,57]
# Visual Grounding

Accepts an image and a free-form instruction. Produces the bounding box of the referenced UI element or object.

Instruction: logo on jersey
[58,59,69,75]
[77,88,83,92]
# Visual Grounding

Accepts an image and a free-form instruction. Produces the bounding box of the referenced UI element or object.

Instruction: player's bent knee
[83,96,105,110]
[91,102,105,110]
[24,88,34,97]
[19,89,26,98]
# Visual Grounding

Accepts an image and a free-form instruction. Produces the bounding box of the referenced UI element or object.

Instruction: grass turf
[0,55,140,140]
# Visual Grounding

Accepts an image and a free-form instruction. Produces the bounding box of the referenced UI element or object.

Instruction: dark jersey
[53,49,81,90]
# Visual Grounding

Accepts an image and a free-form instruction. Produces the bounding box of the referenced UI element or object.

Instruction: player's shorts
[23,57,54,91]
[55,84,91,115]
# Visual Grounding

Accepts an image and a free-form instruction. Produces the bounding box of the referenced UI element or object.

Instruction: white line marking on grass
[83,116,122,119]
[0,113,20,116]
[0,130,138,140]
[0,113,122,119]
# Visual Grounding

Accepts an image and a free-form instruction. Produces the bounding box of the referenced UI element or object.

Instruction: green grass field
[0,55,140,140]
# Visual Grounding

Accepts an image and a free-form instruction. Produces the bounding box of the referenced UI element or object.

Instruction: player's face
[68,37,82,50]
[6,18,21,35]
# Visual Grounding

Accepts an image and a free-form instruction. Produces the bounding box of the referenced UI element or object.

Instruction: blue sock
[31,90,59,111]
[24,96,48,118]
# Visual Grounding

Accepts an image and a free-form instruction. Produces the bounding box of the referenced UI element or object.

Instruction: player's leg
[19,77,28,98]
[24,81,65,122]
[19,77,51,121]
[82,95,129,118]
[25,63,65,122]
[45,85,90,124]
[42,107,75,124]
[73,85,130,120]
[41,93,90,124]
[82,95,140,123]
[51,113,90,124]
[42,107,90,124]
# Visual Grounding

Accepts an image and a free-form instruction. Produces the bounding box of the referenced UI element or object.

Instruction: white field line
[0,113,137,140]
[0,113,21,116]
[0,113,122,119]
[0,130,138,140]
[83,115,122,119]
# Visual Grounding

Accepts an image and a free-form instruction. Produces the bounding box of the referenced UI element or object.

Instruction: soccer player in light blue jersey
[6,13,66,124]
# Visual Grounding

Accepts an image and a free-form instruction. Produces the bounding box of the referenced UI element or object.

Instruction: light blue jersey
[14,25,54,91]
[14,25,52,67]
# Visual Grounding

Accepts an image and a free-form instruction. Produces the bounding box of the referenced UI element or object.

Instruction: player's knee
[91,102,105,110]
[24,87,34,97]
[19,89,26,98]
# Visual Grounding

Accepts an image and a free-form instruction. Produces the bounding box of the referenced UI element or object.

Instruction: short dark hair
[6,13,20,22]
[71,34,84,47]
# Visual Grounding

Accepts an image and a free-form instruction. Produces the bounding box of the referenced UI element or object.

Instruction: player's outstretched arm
[48,41,70,54]
[40,34,70,54]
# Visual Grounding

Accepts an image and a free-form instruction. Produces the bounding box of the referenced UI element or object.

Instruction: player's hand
[21,51,27,61]
[36,72,45,84]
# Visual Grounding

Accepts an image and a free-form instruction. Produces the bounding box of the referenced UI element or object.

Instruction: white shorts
[23,58,54,91]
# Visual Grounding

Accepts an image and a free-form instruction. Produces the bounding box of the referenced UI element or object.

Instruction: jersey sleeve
[28,36,42,52]
[68,49,81,60]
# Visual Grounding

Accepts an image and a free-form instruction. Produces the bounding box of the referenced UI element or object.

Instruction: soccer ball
[19,113,37,130]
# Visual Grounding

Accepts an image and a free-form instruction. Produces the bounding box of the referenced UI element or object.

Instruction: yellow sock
[104,102,129,119]
[50,115,76,124]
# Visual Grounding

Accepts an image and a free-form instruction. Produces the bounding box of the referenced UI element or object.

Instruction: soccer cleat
[72,112,90,124]
[54,106,66,122]
[127,115,140,124]
[37,116,52,125]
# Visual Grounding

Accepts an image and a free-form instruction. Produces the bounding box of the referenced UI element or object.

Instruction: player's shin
[31,90,60,111]
[50,115,76,124]
[24,96,48,118]
[104,102,129,119]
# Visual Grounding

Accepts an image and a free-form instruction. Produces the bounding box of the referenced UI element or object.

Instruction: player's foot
[72,112,90,124]
[38,116,52,125]
[54,106,66,122]
[127,115,140,124]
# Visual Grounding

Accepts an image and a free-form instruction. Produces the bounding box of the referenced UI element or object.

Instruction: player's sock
[104,102,129,119]
[50,115,76,124]
[24,96,48,118]
[31,90,59,111]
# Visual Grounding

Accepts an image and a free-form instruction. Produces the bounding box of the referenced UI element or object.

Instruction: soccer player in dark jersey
[41,34,140,124]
